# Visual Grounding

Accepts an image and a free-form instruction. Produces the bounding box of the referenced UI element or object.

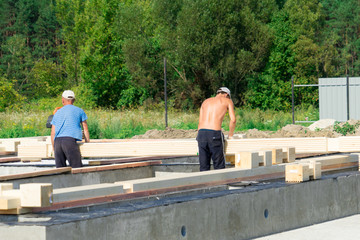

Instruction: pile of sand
[132,120,360,139]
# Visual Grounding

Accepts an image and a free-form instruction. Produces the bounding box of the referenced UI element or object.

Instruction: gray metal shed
[319,77,360,121]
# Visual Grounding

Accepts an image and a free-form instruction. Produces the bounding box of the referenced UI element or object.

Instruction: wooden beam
[286,154,358,182]
[0,167,72,181]
[0,157,21,163]
[14,137,332,159]
[88,156,173,166]
[282,147,296,163]
[52,183,124,203]
[71,161,162,174]
[115,165,286,193]
[235,152,263,169]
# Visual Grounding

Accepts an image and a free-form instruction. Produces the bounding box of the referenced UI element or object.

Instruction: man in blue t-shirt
[51,90,90,168]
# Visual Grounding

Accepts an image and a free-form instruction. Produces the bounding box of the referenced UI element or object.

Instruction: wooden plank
[115,165,286,193]
[226,137,328,154]
[88,156,174,166]
[0,157,21,163]
[0,207,32,215]
[337,136,360,152]
[14,137,332,159]
[0,167,72,181]
[71,161,162,174]
[52,183,124,203]
[17,143,49,158]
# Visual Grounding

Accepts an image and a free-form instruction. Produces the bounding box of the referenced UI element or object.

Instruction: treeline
[0,0,359,111]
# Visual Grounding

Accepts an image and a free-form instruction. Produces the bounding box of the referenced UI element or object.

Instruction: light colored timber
[115,165,286,193]
[0,183,53,209]
[235,152,263,169]
[0,167,72,181]
[298,154,358,172]
[282,147,296,163]
[0,183,13,193]
[0,196,20,210]
[20,183,53,207]
[286,154,359,182]
[336,136,360,152]
[52,183,124,203]
[17,142,52,159]
[226,138,327,154]
[13,136,360,160]
[0,140,20,152]
[14,137,334,159]
[285,163,311,182]
[259,150,273,166]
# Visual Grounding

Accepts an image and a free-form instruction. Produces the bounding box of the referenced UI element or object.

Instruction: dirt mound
[132,127,198,139]
[132,120,360,139]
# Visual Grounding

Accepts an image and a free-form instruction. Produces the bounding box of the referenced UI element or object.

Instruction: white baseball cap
[62,90,75,99]
[217,87,231,98]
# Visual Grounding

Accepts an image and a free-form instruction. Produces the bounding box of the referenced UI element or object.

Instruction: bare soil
[132,120,360,139]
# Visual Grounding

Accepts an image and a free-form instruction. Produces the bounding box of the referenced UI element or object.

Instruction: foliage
[0,104,319,138]
[0,75,25,111]
[333,121,359,136]
[28,59,67,98]
[0,0,359,111]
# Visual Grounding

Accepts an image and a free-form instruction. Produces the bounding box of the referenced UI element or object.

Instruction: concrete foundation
[0,171,359,240]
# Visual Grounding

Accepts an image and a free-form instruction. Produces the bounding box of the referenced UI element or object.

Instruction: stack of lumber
[285,154,359,182]
[10,136,360,161]
[15,137,327,160]
[227,147,295,166]
[0,183,52,214]
[0,136,48,153]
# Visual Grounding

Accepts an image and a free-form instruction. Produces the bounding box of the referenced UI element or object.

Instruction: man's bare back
[198,93,236,137]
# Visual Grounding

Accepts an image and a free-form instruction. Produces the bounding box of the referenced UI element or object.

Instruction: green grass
[0,104,319,139]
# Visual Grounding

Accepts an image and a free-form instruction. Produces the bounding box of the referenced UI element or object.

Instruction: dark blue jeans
[196,129,225,171]
[54,137,83,168]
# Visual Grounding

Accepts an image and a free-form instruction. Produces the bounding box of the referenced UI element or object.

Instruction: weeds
[333,122,359,136]
[0,105,319,139]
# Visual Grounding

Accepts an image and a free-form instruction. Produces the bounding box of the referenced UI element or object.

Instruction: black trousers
[54,137,83,168]
[196,129,225,171]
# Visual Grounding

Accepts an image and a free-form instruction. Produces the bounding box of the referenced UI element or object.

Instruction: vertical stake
[291,76,295,124]
[164,57,168,128]
[346,75,350,121]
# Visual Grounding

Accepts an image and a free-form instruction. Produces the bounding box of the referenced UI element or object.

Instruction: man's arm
[228,100,236,138]
[82,120,90,142]
[51,125,55,149]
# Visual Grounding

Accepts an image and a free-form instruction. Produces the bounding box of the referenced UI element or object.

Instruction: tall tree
[166,0,276,107]
[246,0,323,110]
[320,0,360,76]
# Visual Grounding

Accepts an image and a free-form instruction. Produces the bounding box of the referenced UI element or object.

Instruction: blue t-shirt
[51,105,88,141]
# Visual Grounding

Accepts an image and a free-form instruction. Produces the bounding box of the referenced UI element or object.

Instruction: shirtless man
[197,87,236,171]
